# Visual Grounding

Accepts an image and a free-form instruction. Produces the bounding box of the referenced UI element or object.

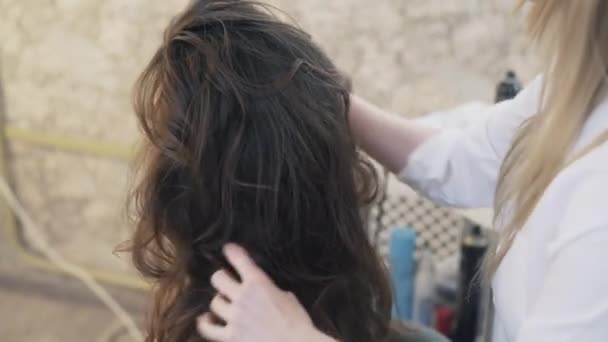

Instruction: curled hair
[126,1,392,341]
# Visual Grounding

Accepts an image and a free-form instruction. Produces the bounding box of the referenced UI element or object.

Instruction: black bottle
[495,71,522,103]
[453,224,489,342]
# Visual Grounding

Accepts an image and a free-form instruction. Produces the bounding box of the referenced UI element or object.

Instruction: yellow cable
[16,247,148,291]
[1,125,149,290]
[4,126,134,160]
[3,192,148,291]
[0,176,144,341]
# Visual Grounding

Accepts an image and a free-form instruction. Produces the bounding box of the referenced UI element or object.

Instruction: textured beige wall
[1,0,190,273]
[0,0,538,274]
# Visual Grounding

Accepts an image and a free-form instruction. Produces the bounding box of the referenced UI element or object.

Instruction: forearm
[349,95,439,174]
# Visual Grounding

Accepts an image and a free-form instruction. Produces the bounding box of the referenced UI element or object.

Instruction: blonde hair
[486,0,608,278]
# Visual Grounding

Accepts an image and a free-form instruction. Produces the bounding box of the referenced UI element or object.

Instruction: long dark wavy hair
[126,1,392,341]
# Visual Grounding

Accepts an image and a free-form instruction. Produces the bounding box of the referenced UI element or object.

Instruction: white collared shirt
[401,76,608,342]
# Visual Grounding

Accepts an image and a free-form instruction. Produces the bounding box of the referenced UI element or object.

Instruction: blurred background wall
[0,0,538,340]
[1,0,538,274]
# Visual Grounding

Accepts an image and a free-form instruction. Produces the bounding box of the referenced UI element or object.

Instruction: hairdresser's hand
[197,244,335,342]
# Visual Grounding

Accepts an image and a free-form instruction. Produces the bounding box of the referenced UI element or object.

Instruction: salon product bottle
[495,70,522,103]
[454,224,489,342]
[390,227,416,321]
[434,305,455,337]
[413,250,436,326]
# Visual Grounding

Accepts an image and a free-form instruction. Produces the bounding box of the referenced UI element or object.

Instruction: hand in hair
[129,1,392,340]
[197,244,335,342]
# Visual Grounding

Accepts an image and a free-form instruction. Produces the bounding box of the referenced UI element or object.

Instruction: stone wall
[0,0,538,274]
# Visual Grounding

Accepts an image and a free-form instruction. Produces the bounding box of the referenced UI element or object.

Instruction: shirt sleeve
[399,76,543,209]
[516,172,608,342]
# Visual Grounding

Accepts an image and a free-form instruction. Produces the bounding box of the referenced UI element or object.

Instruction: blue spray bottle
[389,227,416,321]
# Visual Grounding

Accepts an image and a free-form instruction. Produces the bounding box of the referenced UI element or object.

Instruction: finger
[209,294,232,322]
[223,243,269,282]
[197,312,229,341]
[283,291,303,307]
[210,269,240,300]
[285,291,298,301]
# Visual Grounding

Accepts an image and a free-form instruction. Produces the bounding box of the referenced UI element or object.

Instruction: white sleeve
[516,173,608,342]
[399,76,543,209]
